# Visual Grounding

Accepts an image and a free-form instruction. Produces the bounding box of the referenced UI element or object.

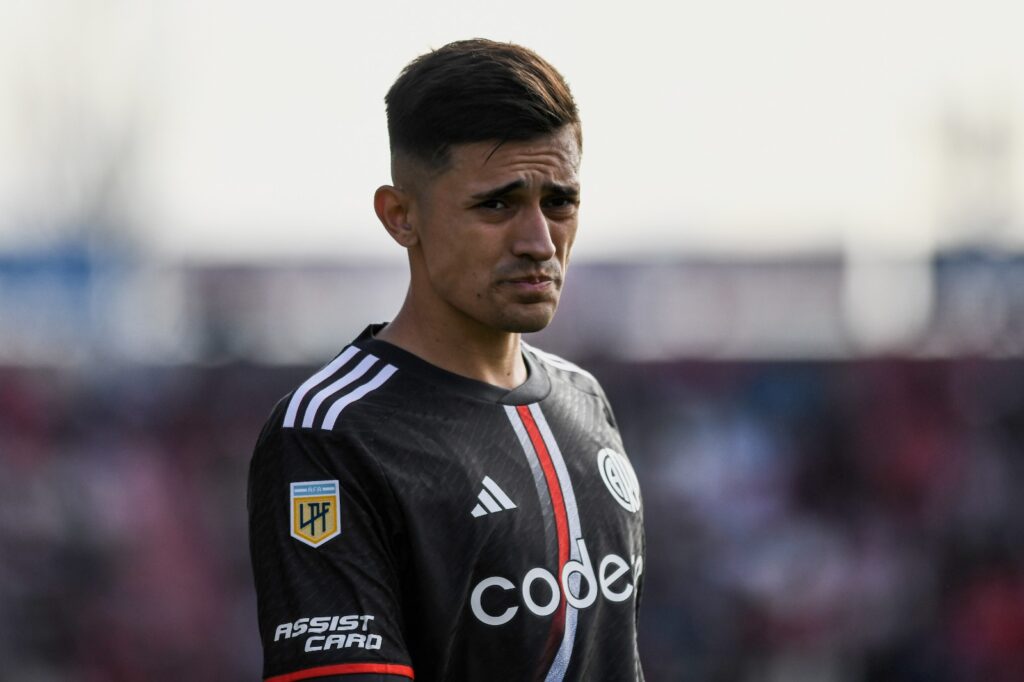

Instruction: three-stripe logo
[283,347,398,431]
[471,476,517,518]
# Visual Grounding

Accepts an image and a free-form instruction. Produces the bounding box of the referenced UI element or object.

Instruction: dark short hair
[385,39,580,169]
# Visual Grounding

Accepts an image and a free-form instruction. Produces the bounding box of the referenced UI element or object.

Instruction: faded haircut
[385,39,581,171]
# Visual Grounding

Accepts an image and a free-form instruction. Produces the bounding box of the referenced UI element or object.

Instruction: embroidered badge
[290,480,341,547]
[597,448,641,513]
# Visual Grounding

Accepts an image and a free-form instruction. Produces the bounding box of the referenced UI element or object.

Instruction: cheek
[556,222,578,259]
[423,230,494,294]
[418,215,461,279]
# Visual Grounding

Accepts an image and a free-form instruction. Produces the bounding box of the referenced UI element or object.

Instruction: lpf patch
[597,448,641,513]
[290,480,341,547]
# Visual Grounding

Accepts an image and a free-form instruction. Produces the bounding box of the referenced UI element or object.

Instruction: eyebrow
[469,179,580,202]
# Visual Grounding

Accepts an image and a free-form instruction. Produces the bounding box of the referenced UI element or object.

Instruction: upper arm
[248,425,414,681]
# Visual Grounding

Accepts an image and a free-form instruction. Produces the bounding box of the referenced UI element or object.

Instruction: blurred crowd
[1,358,1023,681]
[607,359,1024,682]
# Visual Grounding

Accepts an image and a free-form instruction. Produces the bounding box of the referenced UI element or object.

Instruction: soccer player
[248,39,646,681]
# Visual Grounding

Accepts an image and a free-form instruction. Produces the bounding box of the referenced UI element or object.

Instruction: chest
[380,396,644,579]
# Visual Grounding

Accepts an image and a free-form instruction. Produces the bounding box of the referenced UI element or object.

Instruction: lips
[507,275,553,285]
[501,275,558,299]
[500,266,560,285]
[495,264,562,299]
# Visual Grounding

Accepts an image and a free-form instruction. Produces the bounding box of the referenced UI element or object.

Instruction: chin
[505,319,552,334]
[495,305,557,334]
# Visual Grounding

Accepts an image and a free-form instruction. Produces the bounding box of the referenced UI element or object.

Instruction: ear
[374,185,418,248]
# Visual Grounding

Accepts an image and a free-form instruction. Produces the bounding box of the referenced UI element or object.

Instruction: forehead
[442,128,581,190]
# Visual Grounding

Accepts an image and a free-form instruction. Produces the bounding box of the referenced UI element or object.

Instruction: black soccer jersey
[248,324,646,682]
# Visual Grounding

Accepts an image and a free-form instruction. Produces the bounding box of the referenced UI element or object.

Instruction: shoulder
[279,344,402,433]
[250,343,406,479]
[523,342,605,396]
[524,342,620,428]
[249,348,406,514]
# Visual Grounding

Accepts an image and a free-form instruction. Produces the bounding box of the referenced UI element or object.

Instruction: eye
[476,198,509,210]
[544,196,579,211]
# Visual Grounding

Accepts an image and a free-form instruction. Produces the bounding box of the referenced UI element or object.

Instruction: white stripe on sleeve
[320,364,398,430]
[283,346,360,428]
[301,355,379,428]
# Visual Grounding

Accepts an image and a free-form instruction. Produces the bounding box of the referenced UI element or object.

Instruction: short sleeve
[248,414,414,682]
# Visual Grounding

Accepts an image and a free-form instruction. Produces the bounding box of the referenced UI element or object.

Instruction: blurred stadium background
[3,2,1024,681]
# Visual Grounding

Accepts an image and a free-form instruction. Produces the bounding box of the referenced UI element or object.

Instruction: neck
[376,295,528,390]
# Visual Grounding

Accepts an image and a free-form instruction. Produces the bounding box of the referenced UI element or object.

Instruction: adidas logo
[470,476,517,518]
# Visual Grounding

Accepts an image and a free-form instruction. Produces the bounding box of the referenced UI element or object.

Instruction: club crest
[597,448,641,513]
[290,480,341,547]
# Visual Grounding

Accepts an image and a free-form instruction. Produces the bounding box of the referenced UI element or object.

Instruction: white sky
[1,0,1022,262]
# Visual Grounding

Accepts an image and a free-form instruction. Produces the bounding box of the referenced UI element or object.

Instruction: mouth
[509,274,552,284]
[501,273,558,295]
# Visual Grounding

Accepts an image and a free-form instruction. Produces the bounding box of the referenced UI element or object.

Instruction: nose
[511,204,556,262]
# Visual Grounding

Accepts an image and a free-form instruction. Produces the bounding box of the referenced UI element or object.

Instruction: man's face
[405,126,581,335]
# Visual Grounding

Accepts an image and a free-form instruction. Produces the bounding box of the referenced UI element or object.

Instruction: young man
[248,39,646,681]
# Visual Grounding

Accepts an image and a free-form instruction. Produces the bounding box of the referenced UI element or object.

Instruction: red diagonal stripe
[516,404,569,666]
[265,662,415,681]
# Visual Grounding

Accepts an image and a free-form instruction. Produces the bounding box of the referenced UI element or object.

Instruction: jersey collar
[354,323,551,405]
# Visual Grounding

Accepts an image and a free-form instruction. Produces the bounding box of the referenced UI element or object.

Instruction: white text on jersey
[470,538,643,625]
